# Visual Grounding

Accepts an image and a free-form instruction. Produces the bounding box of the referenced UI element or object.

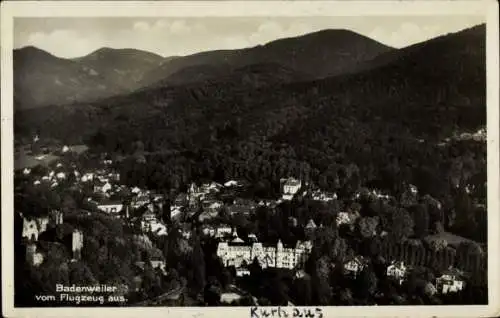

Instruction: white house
[236,268,251,277]
[371,189,391,200]
[224,180,240,187]
[141,210,167,236]
[409,184,418,195]
[142,210,157,222]
[131,186,142,194]
[216,225,234,239]
[26,243,44,267]
[336,211,358,226]
[198,210,219,222]
[220,292,243,304]
[150,222,168,236]
[203,200,223,213]
[81,173,94,182]
[95,182,112,194]
[23,168,31,175]
[170,205,183,220]
[282,177,302,200]
[132,194,150,209]
[343,257,367,276]
[436,270,466,294]
[311,190,337,202]
[305,219,318,231]
[202,225,217,237]
[62,145,70,153]
[386,261,407,284]
[97,202,123,214]
[22,216,50,241]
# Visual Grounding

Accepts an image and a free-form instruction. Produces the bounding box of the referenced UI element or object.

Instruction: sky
[14,16,486,59]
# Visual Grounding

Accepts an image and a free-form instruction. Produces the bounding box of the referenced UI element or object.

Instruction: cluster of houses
[20,158,470,299]
[342,256,466,295]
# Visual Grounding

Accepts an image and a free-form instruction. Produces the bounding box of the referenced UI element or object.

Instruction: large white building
[216,238,312,272]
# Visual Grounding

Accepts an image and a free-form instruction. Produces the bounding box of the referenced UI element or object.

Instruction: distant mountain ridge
[14,28,393,109]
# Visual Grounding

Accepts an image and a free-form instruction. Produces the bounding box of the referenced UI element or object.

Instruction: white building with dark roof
[386,261,408,284]
[343,256,367,277]
[311,190,337,202]
[97,200,123,214]
[281,177,302,200]
[22,216,50,241]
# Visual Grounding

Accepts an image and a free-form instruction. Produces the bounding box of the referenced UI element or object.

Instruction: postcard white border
[2,1,499,317]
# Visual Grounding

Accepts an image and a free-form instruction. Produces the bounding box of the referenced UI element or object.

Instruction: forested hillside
[15,24,486,208]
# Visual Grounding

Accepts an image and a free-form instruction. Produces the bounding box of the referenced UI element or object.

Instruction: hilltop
[14,46,164,109]
[141,29,393,87]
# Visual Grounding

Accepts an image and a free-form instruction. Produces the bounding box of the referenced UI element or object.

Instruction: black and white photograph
[1,1,499,317]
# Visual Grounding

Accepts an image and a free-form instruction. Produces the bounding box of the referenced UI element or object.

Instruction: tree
[293,275,312,305]
[356,266,378,299]
[390,208,414,241]
[409,204,430,239]
[204,276,221,306]
[330,237,348,262]
[188,235,206,297]
[268,276,289,305]
[428,238,447,252]
[161,195,171,224]
[358,216,379,238]
[61,194,77,214]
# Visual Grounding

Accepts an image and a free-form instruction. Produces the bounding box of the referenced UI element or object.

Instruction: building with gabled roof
[96,199,124,214]
[436,268,467,294]
[386,261,408,285]
[343,256,368,277]
[281,177,302,200]
[22,216,50,241]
